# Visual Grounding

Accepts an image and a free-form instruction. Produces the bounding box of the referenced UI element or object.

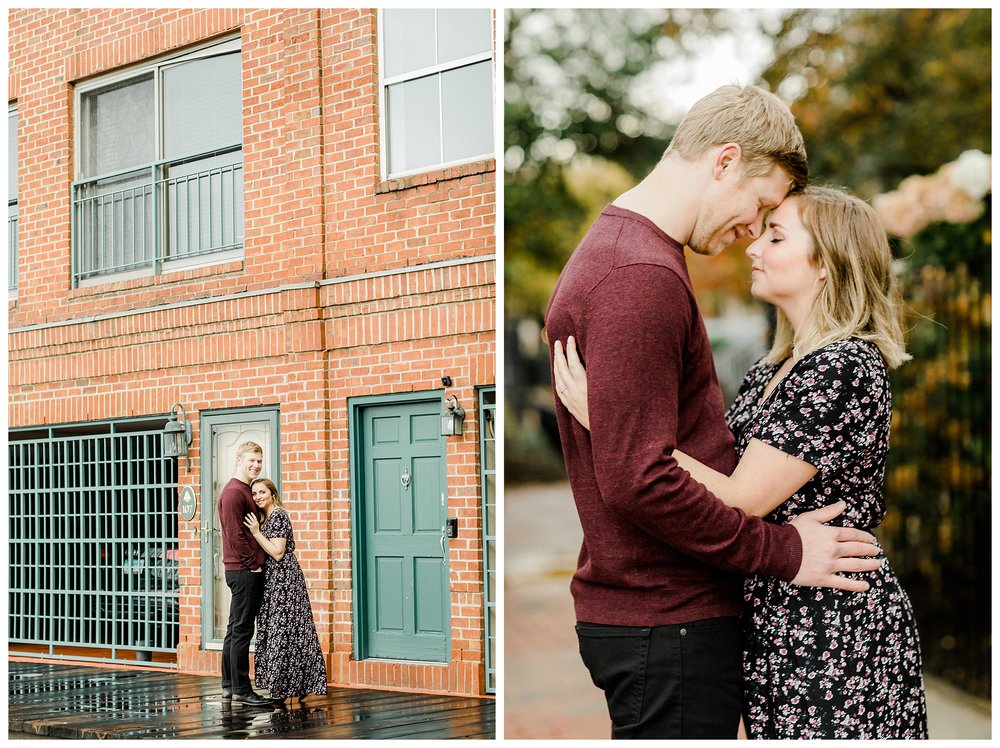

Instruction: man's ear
[713,142,743,179]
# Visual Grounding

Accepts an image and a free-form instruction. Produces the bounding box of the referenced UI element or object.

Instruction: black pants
[222,569,266,694]
[576,617,743,739]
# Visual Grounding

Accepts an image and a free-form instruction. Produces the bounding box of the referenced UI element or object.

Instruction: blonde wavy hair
[763,185,911,369]
[665,84,808,192]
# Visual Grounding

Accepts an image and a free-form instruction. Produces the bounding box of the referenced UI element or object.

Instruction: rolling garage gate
[9,418,180,666]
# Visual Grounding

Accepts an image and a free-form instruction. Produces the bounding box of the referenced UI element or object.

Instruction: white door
[200,410,278,643]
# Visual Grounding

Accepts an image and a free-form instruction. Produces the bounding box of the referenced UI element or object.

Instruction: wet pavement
[505,481,992,740]
[9,661,494,740]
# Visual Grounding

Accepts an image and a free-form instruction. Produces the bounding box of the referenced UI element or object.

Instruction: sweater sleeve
[584,264,802,580]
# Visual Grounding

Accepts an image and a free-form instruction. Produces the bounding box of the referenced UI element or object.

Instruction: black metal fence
[881,248,991,697]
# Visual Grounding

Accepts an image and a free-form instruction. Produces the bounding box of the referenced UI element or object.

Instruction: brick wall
[8,8,496,696]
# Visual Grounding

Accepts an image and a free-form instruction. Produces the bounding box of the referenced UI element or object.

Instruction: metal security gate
[9,420,179,666]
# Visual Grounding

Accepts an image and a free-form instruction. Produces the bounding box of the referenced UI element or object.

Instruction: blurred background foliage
[504,8,990,698]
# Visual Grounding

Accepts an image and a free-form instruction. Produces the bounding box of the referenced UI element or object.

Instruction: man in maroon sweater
[216,440,271,707]
[545,85,883,738]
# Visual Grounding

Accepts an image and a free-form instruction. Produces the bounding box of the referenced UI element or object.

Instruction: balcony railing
[8,204,17,293]
[71,146,243,285]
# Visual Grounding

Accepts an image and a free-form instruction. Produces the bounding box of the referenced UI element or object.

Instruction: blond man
[217,440,271,707]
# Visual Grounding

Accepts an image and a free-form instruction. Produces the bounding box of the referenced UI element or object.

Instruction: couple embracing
[546,85,928,739]
[216,441,328,708]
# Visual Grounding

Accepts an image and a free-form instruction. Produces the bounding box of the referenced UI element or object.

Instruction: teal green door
[360,399,448,661]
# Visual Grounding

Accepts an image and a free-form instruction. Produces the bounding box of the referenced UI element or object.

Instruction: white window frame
[8,103,19,298]
[72,35,244,286]
[377,9,495,181]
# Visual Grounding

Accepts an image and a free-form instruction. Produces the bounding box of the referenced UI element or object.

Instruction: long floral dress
[253,508,328,699]
[725,338,927,739]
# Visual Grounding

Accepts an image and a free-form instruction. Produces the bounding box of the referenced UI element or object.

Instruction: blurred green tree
[505,8,727,178]
[759,8,991,196]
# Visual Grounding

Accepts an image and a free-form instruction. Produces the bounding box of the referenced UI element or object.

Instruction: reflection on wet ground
[9,661,494,740]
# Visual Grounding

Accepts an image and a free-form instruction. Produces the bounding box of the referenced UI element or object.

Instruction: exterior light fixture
[441,396,466,437]
[163,402,192,470]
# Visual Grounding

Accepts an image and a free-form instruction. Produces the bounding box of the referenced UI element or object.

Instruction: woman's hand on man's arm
[553,336,590,429]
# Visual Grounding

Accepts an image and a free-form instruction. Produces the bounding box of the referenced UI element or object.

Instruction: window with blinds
[72,37,244,285]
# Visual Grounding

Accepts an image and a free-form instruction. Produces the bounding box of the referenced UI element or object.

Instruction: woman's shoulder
[796,338,889,392]
[803,337,885,371]
[728,357,776,414]
[266,507,290,523]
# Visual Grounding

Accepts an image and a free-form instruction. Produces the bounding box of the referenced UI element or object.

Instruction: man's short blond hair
[236,440,263,458]
[666,84,808,191]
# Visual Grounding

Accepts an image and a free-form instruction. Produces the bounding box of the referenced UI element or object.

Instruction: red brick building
[8,8,496,697]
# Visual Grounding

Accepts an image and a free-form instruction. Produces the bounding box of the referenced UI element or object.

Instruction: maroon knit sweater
[217,478,267,572]
[545,205,803,626]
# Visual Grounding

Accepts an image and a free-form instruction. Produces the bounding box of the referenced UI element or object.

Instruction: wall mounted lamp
[163,402,193,470]
[441,396,466,437]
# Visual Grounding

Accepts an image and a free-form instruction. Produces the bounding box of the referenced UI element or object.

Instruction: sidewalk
[9,661,494,740]
[505,481,991,740]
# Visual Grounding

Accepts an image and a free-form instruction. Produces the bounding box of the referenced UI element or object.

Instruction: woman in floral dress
[243,478,328,705]
[553,186,928,738]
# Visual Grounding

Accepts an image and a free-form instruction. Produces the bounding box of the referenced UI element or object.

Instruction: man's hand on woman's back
[790,501,882,592]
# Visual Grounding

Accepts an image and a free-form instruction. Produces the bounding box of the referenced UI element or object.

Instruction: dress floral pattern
[726,338,928,739]
[254,508,328,699]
